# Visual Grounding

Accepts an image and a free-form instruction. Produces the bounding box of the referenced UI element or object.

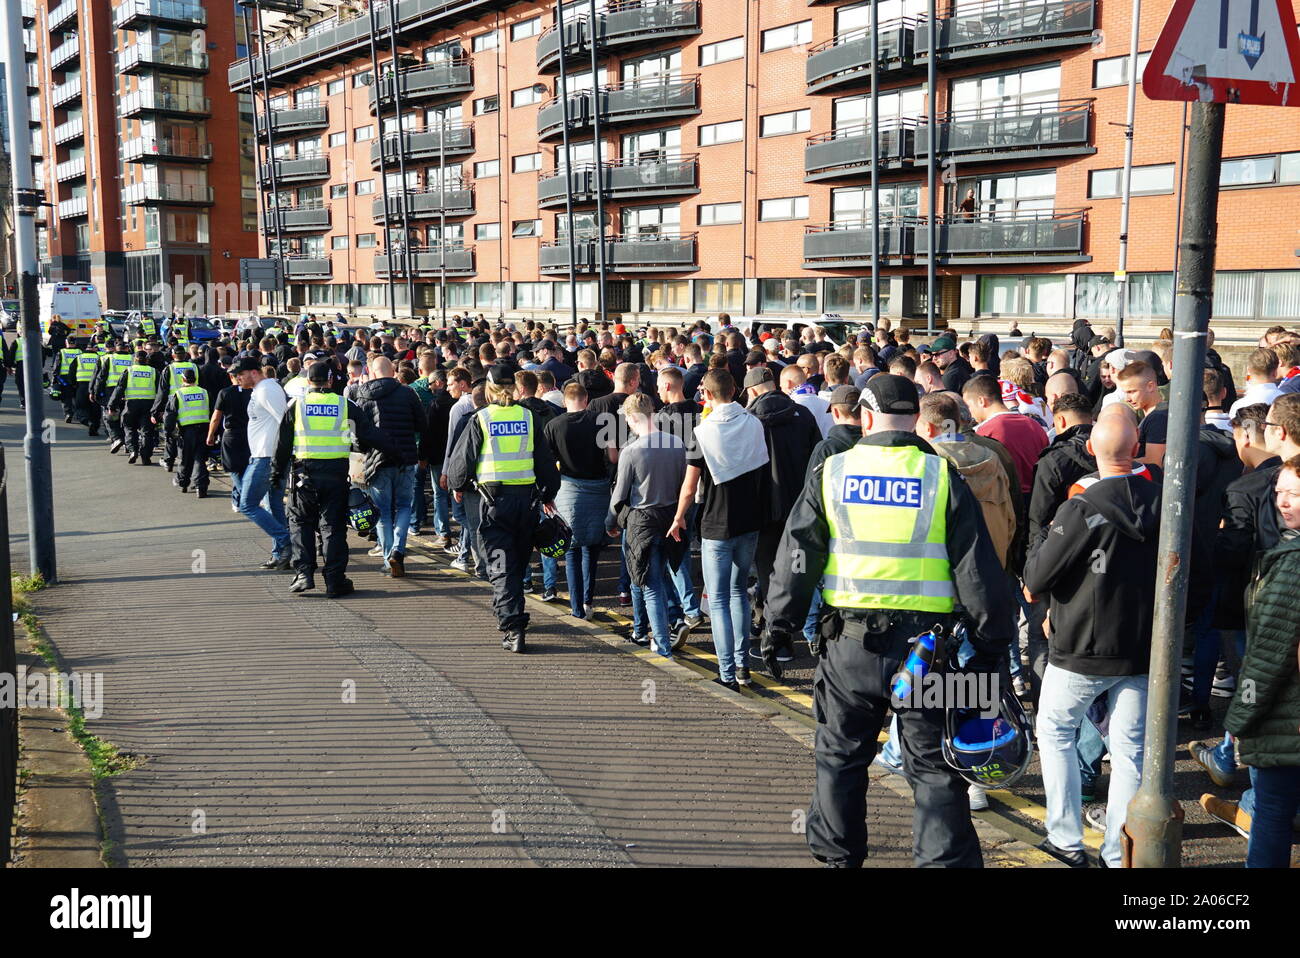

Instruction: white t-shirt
[791,392,832,438]
[247,377,288,459]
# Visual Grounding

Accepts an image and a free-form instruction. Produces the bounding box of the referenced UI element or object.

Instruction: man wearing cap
[446,364,562,652]
[535,339,573,387]
[272,362,394,598]
[763,373,1016,868]
[930,335,974,394]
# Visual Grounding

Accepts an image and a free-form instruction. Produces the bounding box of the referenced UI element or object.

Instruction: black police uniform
[765,430,1016,869]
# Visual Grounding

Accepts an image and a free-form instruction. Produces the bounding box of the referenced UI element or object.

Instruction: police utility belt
[820,606,953,655]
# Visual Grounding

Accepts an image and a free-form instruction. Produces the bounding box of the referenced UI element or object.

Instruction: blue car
[163,316,220,344]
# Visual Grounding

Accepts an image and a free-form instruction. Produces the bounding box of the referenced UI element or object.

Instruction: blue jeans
[523,554,559,592]
[368,464,417,565]
[667,505,700,620]
[700,532,760,684]
[1190,585,1223,708]
[409,462,429,533]
[626,538,682,637]
[1245,766,1300,868]
[1078,710,1108,795]
[456,489,487,577]
[803,586,823,644]
[239,457,289,559]
[1037,665,1148,868]
[634,535,674,657]
[879,713,902,767]
[430,462,451,536]
[565,545,603,616]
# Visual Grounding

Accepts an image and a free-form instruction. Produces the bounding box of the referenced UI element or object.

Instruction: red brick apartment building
[27,0,259,309]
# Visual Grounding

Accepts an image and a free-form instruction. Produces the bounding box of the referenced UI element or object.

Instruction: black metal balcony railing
[370,123,475,168]
[283,255,333,280]
[114,0,207,31]
[914,99,1093,161]
[263,205,332,233]
[803,219,913,264]
[229,3,372,89]
[536,0,702,72]
[372,188,475,221]
[121,137,214,163]
[376,245,477,277]
[806,21,917,94]
[256,106,329,139]
[538,76,700,139]
[915,0,1097,63]
[369,57,474,112]
[804,121,916,181]
[538,155,699,209]
[803,210,1087,264]
[117,90,212,118]
[259,155,330,185]
[540,232,698,272]
[117,44,210,74]
[121,182,216,206]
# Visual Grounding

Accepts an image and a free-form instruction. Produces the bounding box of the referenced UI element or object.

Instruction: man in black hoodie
[1028,393,1096,545]
[1023,407,1160,869]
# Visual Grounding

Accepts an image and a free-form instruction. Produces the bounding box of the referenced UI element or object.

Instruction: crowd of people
[7,308,1299,869]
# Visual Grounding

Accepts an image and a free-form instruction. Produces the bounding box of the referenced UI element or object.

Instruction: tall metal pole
[1124,101,1225,869]
[1169,101,1189,319]
[925,0,937,334]
[869,9,880,330]
[587,0,607,326]
[1113,0,1141,348]
[386,0,415,321]
[3,0,56,583]
[252,1,284,316]
[366,1,397,328]
[241,4,268,309]
[438,108,447,329]
[554,0,579,329]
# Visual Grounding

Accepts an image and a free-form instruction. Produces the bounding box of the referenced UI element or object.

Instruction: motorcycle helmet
[533,512,572,561]
[942,683,1034,790]
[347,487,378,537]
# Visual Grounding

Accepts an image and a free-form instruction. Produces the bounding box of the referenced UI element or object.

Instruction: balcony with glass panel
[121,182,216,206]
[804,121,916,182]
[52,117,84,145]
[913,99,1093,165]
[263,205,332,233]
[283,255,334,281]
[538,155,699,209]
[369,58,474,113]
[372,188,476,221]
[117,44,210,75]
[50,37,79,69]
[370,123,475,169]
[121,137,213,163]
[48,2,77,32]
[540,232,698,273]
[54,157,86,183]
[536,0,702,73]
[376,245,477,278]
[259,156,330,186]
[117,89,212,118]
[256,106,329,139]
[114,0,207,32]
[914,0,1097,66]
[57,196,88,219]
[537,76,700,141]
[51,77,82,108]
[913,208,1088,263]
[803,219,913,266]
[806,21,917,95]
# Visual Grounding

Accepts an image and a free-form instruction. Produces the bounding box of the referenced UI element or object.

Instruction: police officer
[154,346,199,471]
[109,351,160,465]
[162,367,211,496]
[136,313,157,340]
[170,314,190,346]
[95,341,134,454]
[445,364,561,653]
[54,341,82,421]
[763,374,1015,868]
[73,344,103,436]
[271,361,392,598]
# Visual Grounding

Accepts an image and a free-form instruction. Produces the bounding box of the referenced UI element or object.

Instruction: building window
[758,196,809,221]
[475,222,501,241]
[354,125,374,141]
[1088,164,1176,198]
[330,184,349,199]
[1262,271,1300,318]
[473,96,499,116]
[514,282,551,309]
[698,202,742,226]
[699,120,743,146]
[760,109,810,137]
[511,17,541,41]
[475,283,503,308]
[512,219,542,237]
[825,277,890,315]
[694,279,743,313]
[327,79,346,96]
[759,279,818,314]
[642,280,690,311]
[980,275,1068,316]
[511,85,544,108]
[474,159,500,179]
[329,131,346,148]
[555,281,597,309]
[700,37,744,66]
[1076,273,1174,320]
[760,21,811,53]
[1093,51,1153,89]
[296,86,320,107]
[951,63,1061,114]
[472,30,499,52]
[512,152,542,173]
[355,180,375,195]
[1221,155,1280,188]
[958,170,1056,216]
[331,236,349,250]
[356,233,376,249]
[353,71,373,88]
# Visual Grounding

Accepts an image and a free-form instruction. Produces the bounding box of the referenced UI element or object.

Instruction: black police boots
[502,630,526,654]
[326,578,355,599]
[289,574,315,594]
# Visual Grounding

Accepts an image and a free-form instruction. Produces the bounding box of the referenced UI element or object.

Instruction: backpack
[933,440,1017,569]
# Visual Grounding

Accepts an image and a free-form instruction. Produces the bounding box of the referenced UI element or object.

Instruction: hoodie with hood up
[1023,473,1162,676]
[1027,423,1096,546]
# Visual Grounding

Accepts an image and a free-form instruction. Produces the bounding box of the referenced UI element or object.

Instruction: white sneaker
[449,558,468,572]
[968,784,989,811]
[367,545,384,557]
[1085,804,1107,833]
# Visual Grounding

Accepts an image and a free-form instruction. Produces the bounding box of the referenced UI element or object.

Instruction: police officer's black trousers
[121,400,156,458]
[176,425,209,492]
[808,625,983,868]
[75,382,101,434]
[103,400,124,442]
[288,461,350,588]
[58,376,77,419]
[477,485,538,634]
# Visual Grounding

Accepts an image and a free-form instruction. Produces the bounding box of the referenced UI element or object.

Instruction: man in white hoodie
[781,363,832,438]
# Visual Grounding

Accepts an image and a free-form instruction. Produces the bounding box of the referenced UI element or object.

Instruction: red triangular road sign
[1144,0,1300,105]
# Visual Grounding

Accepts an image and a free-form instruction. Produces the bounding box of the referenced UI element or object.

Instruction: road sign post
[1125,0,1300,868]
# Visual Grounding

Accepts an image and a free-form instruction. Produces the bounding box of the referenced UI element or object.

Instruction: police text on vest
[489,421,530,438]
[842,476,923,508]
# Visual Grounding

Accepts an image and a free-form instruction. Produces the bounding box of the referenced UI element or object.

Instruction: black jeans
[288,461,350,588]
[807,622,983,868]
[176,425,209,491]
[121,400,155,457]
[477,485,539,634]
[75,382,102,432]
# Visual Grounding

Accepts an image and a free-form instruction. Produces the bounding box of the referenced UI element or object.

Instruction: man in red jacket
[963,374,1047,495]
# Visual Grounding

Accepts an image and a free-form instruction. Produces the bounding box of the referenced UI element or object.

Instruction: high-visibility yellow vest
[75,352,99,382]
[139,317,156,336]
[123,364,157,400]
[172,320,190,342]
[820,444,955,613]
[475,403,535,485]
[168,361,198,393]
[58,347,81,375]
[175,385,210,427]
[293,391,350,460]
[108,354,133,386]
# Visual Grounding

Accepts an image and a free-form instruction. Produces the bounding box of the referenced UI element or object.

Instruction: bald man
[1023,405,1161,869]
[1044,370,1080,410]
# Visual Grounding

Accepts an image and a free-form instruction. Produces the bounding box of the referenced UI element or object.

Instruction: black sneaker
[629,633,650,647]
[736,665,751,687]
[127,453,138,464]
[1189,706,1213,732]
[109,439,124,454]
[671,620,691,650]
[288,574,315,594]
[712,677,740,693]
[684,614,706,630]
[325,578,355,599]
[541,588,558,602]
[1038,839,1089,868]
[504,630,526,654]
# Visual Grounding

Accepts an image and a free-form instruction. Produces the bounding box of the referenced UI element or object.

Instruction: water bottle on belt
[891,625,944,702]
